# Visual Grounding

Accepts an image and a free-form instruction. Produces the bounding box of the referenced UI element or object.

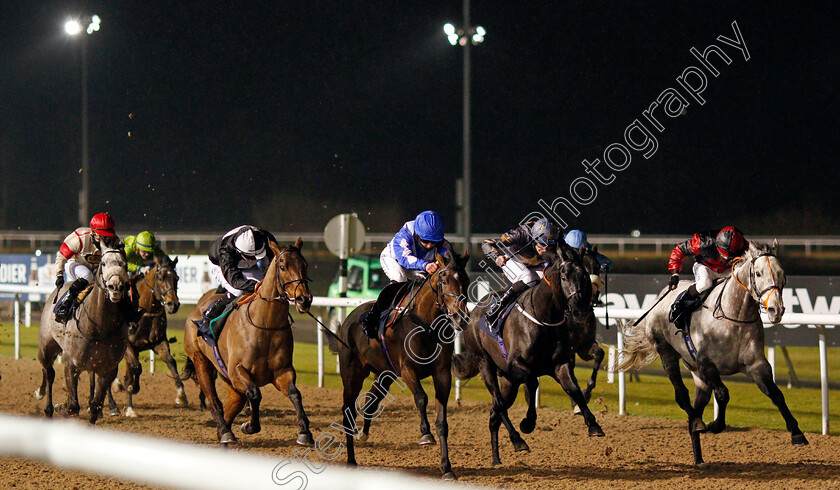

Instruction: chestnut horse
[329,250,470,480]
[36,244,130,424]
[182,239,314,445]
[107,255,183,417]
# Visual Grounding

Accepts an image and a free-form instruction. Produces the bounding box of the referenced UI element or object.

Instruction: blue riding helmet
[564,229,588,249]
[530,218,557,247]
[414,211,445,242]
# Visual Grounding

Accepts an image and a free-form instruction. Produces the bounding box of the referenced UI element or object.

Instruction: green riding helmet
[136,231,156,252]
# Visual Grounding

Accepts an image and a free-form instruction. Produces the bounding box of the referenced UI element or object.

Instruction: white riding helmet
[234,229,267,259]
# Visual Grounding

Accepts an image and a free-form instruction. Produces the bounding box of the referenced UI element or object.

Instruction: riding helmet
[135,231,156,252]
[414,211,445,242]
[531,218,557,248]
[234,228,267,259]
[715,226,746,259]
[89,212,116,236]
[564,229,588,249]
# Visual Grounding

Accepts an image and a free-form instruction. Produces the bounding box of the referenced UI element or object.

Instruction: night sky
[1,1,837,236]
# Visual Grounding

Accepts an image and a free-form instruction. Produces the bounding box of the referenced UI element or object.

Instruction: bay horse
[618,241,807,465]
[329,250,470,480]
[107,255,183,417]
[182,239,315,446]
[452,248,603,466]
[36,243,130,424]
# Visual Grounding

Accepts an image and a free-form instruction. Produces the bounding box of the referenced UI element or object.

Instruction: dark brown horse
[452,248,604,466]
[182,239,314,445]
[329,250,470,480]
[107,255,182,417]
[35,244,130,424]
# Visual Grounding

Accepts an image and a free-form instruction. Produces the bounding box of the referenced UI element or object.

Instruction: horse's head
[578,245,604,305]
[740,240,786,323]
[99,244,129,303]
[154,256,180,314]
[545,247,593,327]
[429,249,471,330]
[270,238,313,313]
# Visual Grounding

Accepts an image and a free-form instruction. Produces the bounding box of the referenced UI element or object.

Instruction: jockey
[481,217,557,325]
[124,231,170,278]
[361,210,453,338]
[667,226,748,330]
[53,212,140,323]
[193,225,278,339]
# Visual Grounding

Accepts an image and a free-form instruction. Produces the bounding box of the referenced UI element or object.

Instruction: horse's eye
[280,265,287,272]
[756,272,761,277]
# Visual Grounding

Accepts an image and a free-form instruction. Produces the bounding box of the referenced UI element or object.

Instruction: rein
[711,252,784,324]
[75,250,126,341]
[235,246,310,331]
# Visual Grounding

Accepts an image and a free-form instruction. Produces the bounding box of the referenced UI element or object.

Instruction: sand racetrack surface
[2,357,839,489]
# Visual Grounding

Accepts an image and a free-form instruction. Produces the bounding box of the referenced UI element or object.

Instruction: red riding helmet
[716,226,746,260]
[89,212,116,236]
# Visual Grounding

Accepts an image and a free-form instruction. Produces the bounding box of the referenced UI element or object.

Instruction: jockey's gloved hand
[668,274,680,290]
[55,273,64,290]
[139,266,151,275]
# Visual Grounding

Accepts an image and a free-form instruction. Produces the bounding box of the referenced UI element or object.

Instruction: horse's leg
[582,343,605,406]
[193,353,236,444]
[552,360,605,437]
[477,357,505,465]
[232,365,262,435]
[125,344,142,395]
[339,357,367,466]
[88,371,96,410]
[89,366,117,425]
[520,377,539,434]
[61,363,81,416]
[497,376,530,452]
[222,385,247,430]
[360,372,395,441]
[273,367,314,446]
[402,367,435,445]
[658,344,705,465]
[746,359,808,446]
[106,385,120,416]
[696,361,729,434]
[432,365,456,480]
[154,340,188,407]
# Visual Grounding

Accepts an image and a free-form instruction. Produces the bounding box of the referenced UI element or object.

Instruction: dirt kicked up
[2,357,839,489]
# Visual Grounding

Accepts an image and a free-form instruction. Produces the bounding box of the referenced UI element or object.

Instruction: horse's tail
[179,355,196,381]
[617,319,658,372]
[327,317,342,354]
[452,352,481,380]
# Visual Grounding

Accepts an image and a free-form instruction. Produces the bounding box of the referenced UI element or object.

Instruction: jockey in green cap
[124,231,170,278]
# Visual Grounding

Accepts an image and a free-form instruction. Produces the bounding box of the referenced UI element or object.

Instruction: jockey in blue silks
[563,230,612,272]
[361,210,453,338]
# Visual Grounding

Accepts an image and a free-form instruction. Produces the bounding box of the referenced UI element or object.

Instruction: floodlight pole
[462,0,472,265]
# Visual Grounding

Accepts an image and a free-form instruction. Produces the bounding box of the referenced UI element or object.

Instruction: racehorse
[329,250,470,480]
[182,239,315,446]
[36,243,130,424]
[452,247,604,466]
[618,241,807,465]
[107,255,183,417]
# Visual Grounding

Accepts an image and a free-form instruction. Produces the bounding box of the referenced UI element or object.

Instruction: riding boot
[486,280,529,327]
[669,284,704,332]
[194,293,236,340]
[361,281,403,339]
[54,278,89,323]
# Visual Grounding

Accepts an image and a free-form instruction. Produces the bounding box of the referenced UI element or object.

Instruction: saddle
[53,285,94,323]
[475,289,530,360]
[360,281,415,335]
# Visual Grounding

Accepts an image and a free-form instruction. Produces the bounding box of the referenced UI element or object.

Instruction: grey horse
[35,244,130,424]
[618,240,807,465]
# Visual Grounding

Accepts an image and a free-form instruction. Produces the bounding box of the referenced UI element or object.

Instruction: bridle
[75,249,127,340]
[240,246,312,330]
[713,251,785,323]
[141,263,178,304]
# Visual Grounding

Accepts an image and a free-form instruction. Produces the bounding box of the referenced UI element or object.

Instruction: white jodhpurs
[501,258,543,287]
[380,249,427,283]
[64,261,93,282]
[210,264,265,297]
[693,262,728,294]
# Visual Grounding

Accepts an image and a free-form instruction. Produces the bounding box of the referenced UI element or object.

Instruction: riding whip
[307,311,350,349]
[630,285,675,327]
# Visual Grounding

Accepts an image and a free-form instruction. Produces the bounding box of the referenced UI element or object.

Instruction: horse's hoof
[296,433,315,447]
[513,439,530,452]
[241,421,261,435]
[175,393,189,407]
[573,405,582,415]
[124,407,138,418]
[442,472,457,481]
[220,432,238,445]
[419,433,436,446]
[44,408,54,418]
[109,407,120,417]
[33,388,44,400]
[589,424,605,437]
[491,458,502,467]
[55,404,79,417]
[129,384,140,395]
[706,420,726,434]
[520,418,536,434]
[696,462,711,470]
[112,378,125,393]
[690,419,707,433]
[358,432,369,442]
[792,433,809,446]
